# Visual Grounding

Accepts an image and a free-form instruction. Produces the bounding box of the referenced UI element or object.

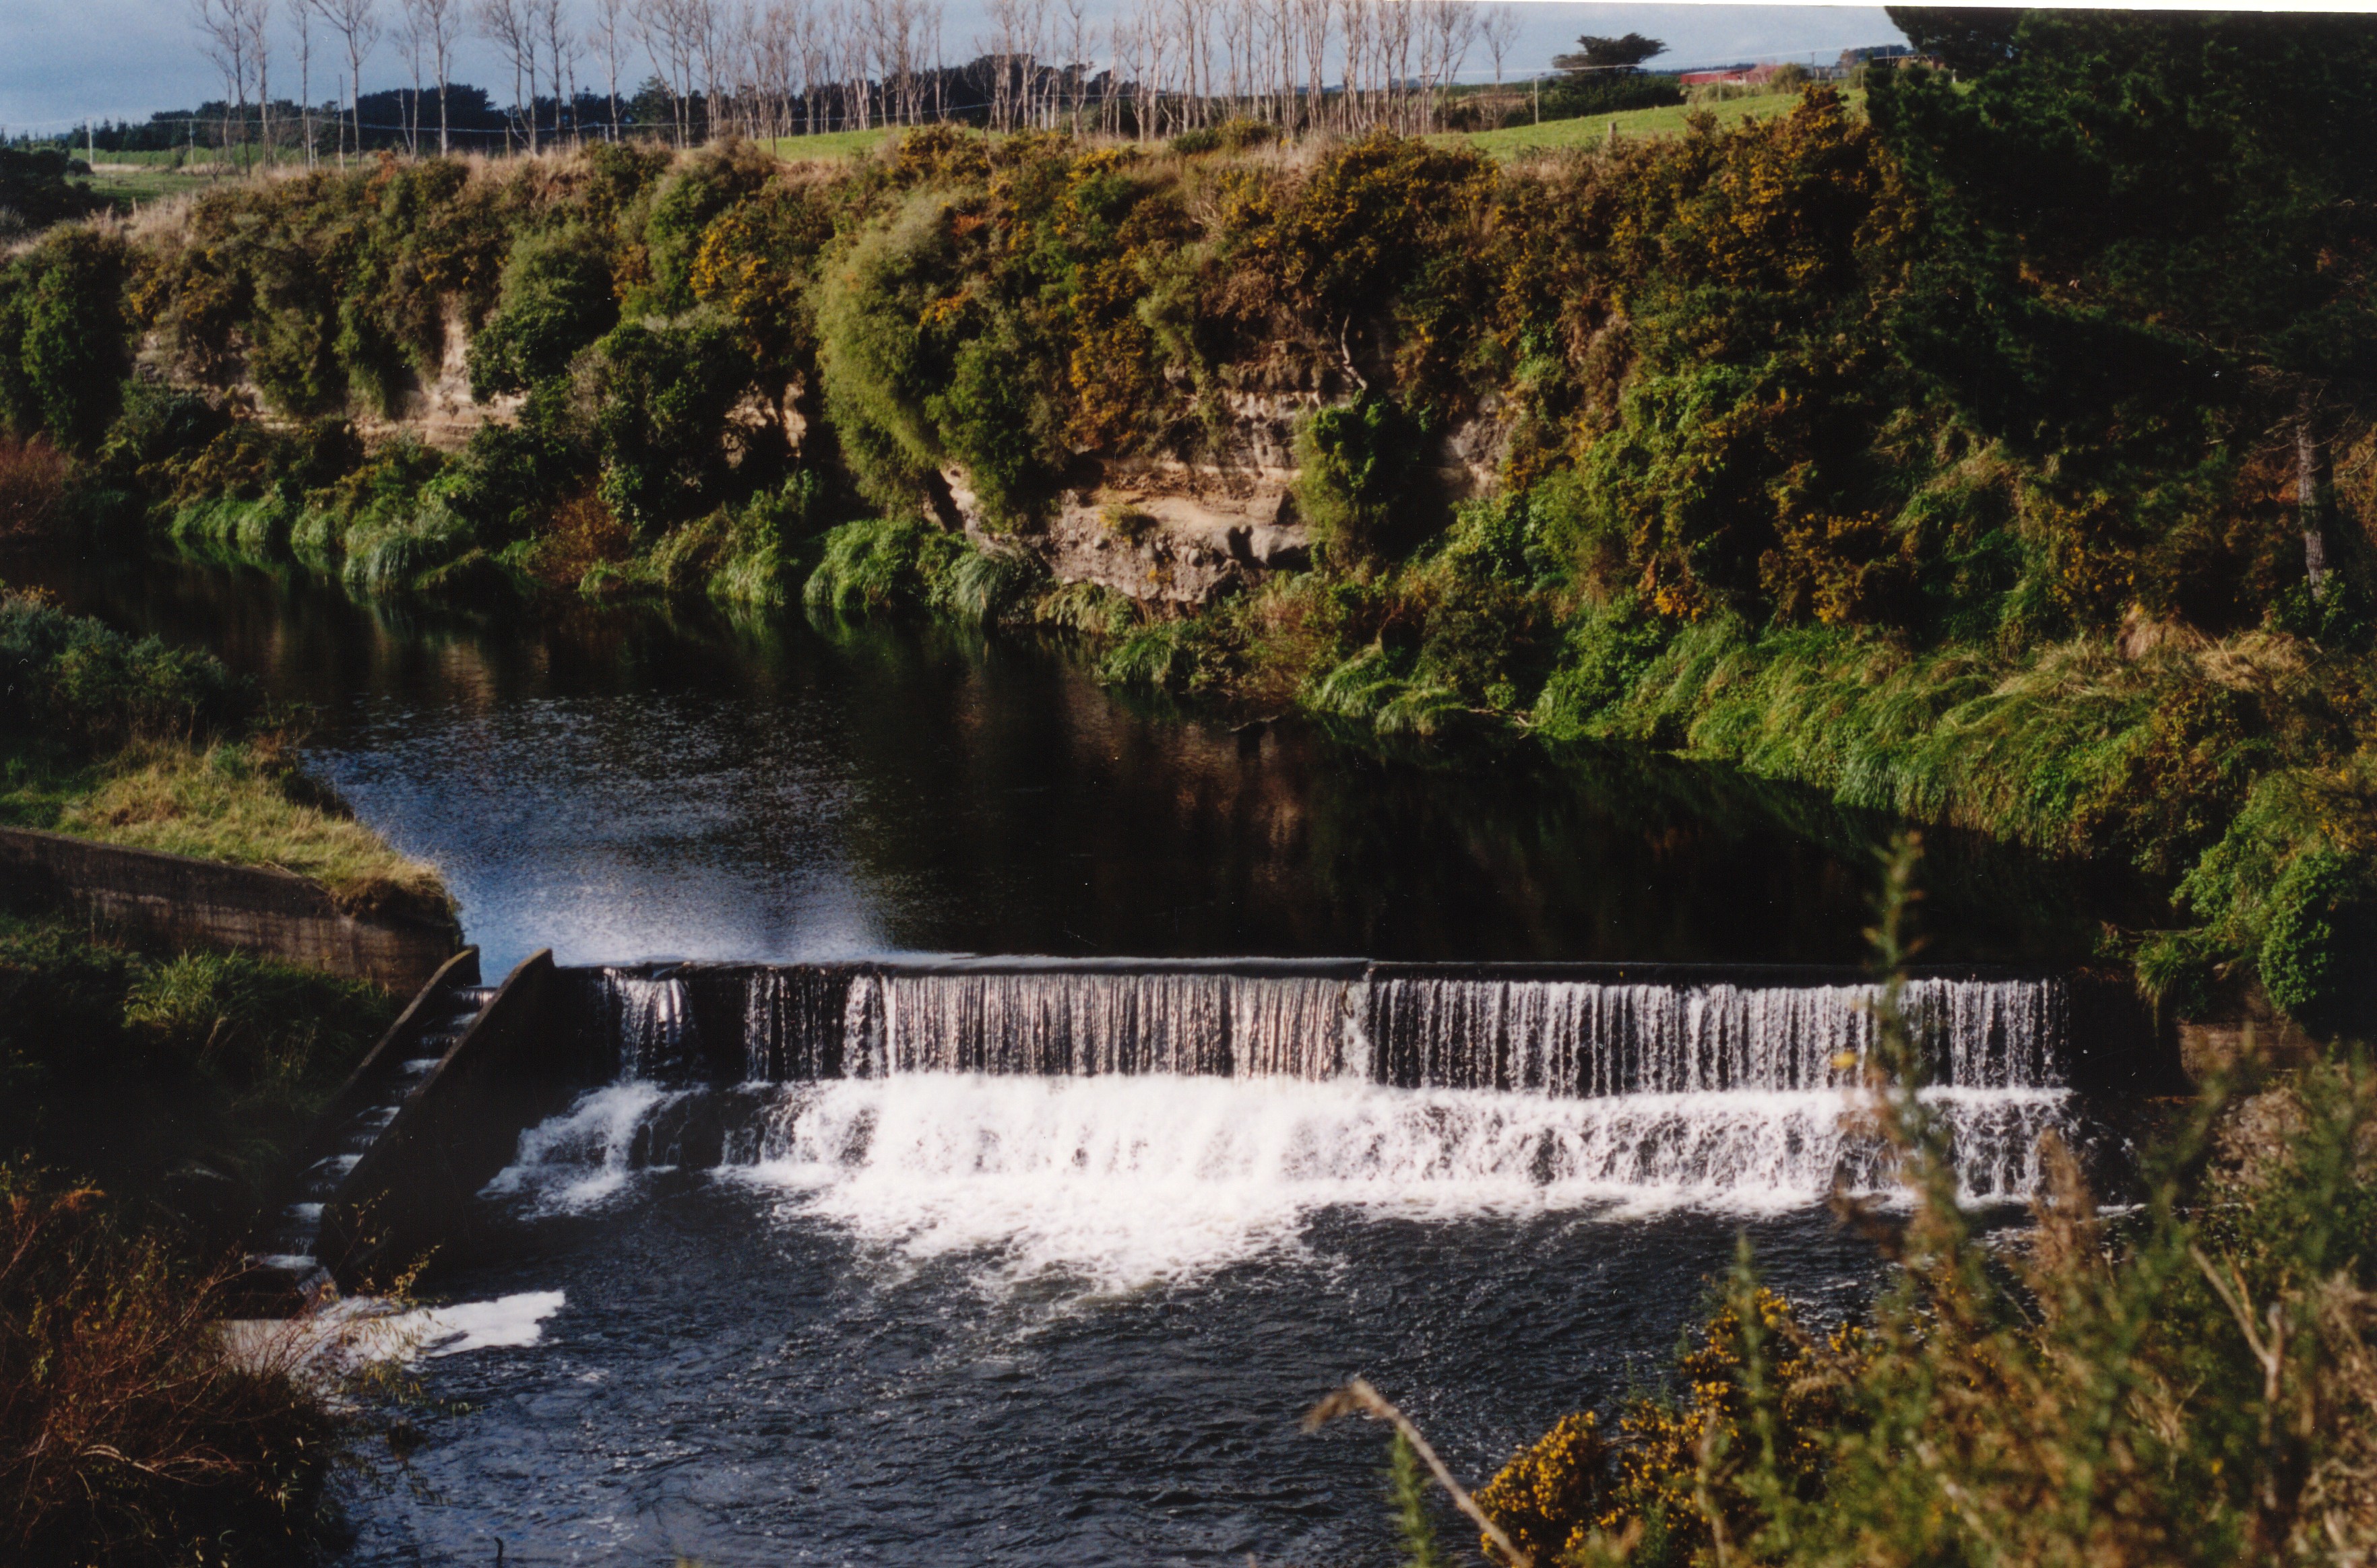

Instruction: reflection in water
[18,548,2134,971]
[11,548,2137,1567]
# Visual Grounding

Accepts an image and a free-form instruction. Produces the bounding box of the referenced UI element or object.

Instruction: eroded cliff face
[934,390,1511,608]
[156,305,1508,609]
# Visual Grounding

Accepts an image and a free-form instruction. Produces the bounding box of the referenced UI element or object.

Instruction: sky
[0,1,1910,133]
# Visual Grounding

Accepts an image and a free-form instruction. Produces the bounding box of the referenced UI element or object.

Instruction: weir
[476,959,2161,1224]
[282,956,2163,1291]
[566,958,2112,1095]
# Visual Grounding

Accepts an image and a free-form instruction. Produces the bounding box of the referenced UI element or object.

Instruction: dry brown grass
[0,434,67,539]
[0,1174,347,1567]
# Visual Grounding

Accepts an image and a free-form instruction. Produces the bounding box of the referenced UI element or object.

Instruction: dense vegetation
[5,9,2376,1033]
[0,914,401,1567]
[1410,853,2377,1567]
[0,598,421,1567]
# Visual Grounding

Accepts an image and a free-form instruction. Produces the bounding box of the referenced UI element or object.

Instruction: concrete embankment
[320,950,584,1281]
[0,824,460,990]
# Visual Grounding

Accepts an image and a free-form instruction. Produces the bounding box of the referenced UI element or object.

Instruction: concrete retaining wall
[322,950,580,1281]
[0,825,459,991]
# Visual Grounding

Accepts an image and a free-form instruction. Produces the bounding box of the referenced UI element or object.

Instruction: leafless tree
[241,0,277,161]
[1418,0,1471,132]
[315,0,382,162]
[793,0,829,131]
[478,0,536,149]
[1480,1,1516,98]
[399,0,432,151]
[637,0,697,143]
[1061,0,1090,127]
[590,0,627,138]
[292,0,319,162]
[533,0,577,144]
[1294,0,1327,132]
[192,0,258,169]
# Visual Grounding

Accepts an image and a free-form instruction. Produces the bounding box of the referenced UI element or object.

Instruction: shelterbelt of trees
[5,9,2377,1034]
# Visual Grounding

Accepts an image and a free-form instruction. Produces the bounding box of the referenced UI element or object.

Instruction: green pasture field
[1453,86,1866,158]
[762,127,897,162]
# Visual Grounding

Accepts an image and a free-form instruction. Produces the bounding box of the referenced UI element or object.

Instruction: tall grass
[0,1169,352,1568]
[17,740,448,918]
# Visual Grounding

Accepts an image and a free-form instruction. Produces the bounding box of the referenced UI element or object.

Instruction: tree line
[146,0,1558,164]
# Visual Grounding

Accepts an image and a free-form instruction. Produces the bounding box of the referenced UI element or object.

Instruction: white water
[492,1073,2072,1291]
[506,966,2086,1290]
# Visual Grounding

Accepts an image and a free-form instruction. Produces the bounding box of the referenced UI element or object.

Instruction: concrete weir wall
[0,825,459,991]
[323,950,577,1280]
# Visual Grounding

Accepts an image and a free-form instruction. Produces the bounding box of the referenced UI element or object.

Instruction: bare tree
[400,0,432,152]
[534,0,577,145]
[478,0,535,149]
[241,0,276,162]
[192,0,256,170]
[1418,0,1470,132]
[293,0,318,162]
[421,0,459,150]
[589,0,629,137]
[1062,0,1090,127]
[1480,1,1515,99]
[314,0,381,163]
[794,0,829,132]
[1294,0,1327,133]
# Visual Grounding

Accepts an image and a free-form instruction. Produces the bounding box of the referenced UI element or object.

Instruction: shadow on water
[11,544,2157,970]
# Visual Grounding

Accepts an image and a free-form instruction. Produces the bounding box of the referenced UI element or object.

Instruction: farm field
[1453,85,1867,157]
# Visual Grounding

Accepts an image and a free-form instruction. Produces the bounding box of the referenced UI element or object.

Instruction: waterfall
[677,965,2066,1095]
[590,970,701,1081]
[838,971,1362,1080]
[1362,974,2063,1094]
[497,961,2101,1275]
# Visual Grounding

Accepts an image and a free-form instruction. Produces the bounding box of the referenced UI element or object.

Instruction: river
[18,548,2121,1565]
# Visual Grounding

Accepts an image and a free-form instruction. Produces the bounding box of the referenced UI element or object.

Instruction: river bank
[7,50,2372,1037]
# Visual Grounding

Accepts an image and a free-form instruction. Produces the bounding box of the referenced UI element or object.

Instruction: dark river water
[16,549,2108,1566]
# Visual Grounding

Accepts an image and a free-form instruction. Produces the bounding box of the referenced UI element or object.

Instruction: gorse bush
[1460,847,2377,1567]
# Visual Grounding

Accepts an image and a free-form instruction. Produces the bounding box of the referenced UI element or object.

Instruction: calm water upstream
[17,548,2120,1565]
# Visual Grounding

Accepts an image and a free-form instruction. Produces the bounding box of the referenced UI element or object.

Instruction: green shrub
[0,589,255,756]
[926,315,1065,529]
[468,224,619,397]
[1294,396,1422,566]
[813,195,965,512]
[592,311,762,535]
[0,227,130,451]
[2260,849,2377,1036]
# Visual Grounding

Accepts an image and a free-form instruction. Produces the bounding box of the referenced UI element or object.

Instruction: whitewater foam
[490,1073,2070,1290]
